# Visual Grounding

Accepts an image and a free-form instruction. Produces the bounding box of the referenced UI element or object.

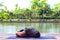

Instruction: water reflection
[0,23,60,34]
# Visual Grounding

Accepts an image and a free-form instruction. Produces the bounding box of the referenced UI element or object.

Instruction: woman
[16,27,40,38]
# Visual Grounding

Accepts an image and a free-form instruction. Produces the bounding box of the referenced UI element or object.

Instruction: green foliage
[0,0,60,20]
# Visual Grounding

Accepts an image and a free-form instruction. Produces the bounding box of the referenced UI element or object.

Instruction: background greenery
[0,0,60,21]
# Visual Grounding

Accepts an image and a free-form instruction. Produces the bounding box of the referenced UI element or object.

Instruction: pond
[0,23,60,34]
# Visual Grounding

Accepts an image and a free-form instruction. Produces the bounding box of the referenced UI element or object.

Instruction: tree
[52,3,60,18]
[23,9,32,19]
[31,0,52,19]
[13,4,21,19]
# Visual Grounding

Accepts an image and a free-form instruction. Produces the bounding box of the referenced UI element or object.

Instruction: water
[0,23,60,34]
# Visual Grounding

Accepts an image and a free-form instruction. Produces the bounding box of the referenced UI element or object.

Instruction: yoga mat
[7,35,55,39]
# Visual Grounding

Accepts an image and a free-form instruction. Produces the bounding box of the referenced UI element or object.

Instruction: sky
[47,0,60,8]
[0,0,60,10]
